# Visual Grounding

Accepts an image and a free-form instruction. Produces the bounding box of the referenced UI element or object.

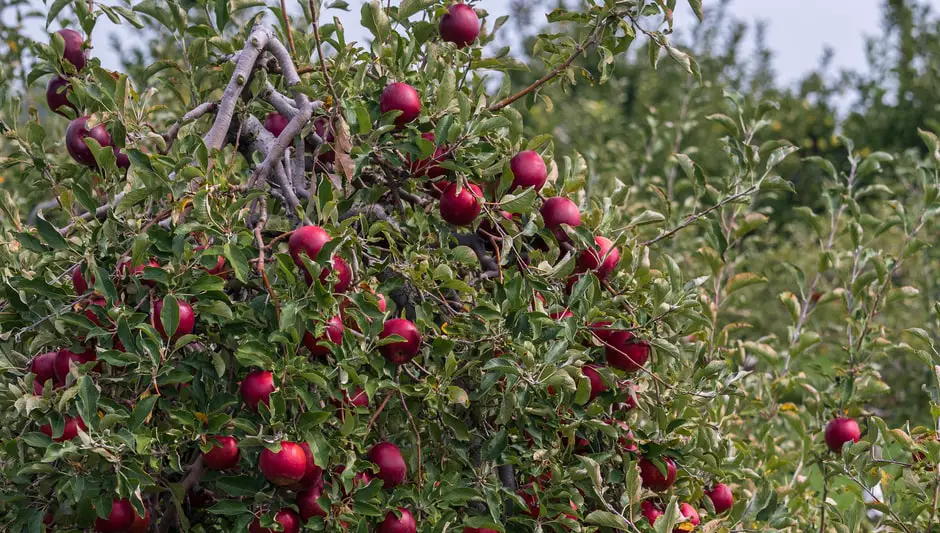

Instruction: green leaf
[498,187,537,214]
[78,376,99,429]
[585,510,629,530]
[160,295,180,340]
[35,216,67,250]
[725,273,766,295]
[360,0,390,44]
[223,243,250,283]
[687,0,703,22]
[128,395,159,431]
[628,210,666,227]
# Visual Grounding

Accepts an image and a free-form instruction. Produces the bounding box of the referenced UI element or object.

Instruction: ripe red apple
[293,442,324,489]
[128,506,150,533]
[604,331,650,372]
[263,112,289,137]
[241,370,275,412]
[66,116,113,167]
[378,318,422,364]
[582,365,606,402]
[439,3,480,48]
[638,457,677,491]
[518,486,540,517]
[316,256,352,292]
[641,500,663,526]
[288,225,331,266]
[249,508,301,533]
[55,29,87,71]
[380,82,421,126]
[676,503,700,532]
[40,415,86,442]
[510,150,548,191]
[611,420,638,453]
[202,435,240,470]
[31,351,58,385]
[84,295,108,327]
[114,147,130,170]
[334,465,373,495]
[577,236,620,279]
[439,182,483,226]
[540,197,581,242]
[54,348,94,383]
[118,257,160,286]
[377,507,417,533]
[343,386,369,408]
[313,117,336,163]
[368,441,407,488]
[259,441,308,486]
[825,417,861,453]
[297,483,328,520]
[303,316,345,358]
[706,483,734,513]
[409,132,448,178]
[72,264,94,294]
[94,498,134,533]
[46,75,75,116]
[152,299,196,340]
[615,381,638,411]
[196,245,227,277]
[550,309,573,320]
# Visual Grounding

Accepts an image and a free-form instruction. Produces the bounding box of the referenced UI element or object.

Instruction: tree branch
[158,456,204,533]
[641,184,758,246]
[164,101,218,154]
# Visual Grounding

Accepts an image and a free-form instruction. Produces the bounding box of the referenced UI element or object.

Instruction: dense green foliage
[0,1,938,533]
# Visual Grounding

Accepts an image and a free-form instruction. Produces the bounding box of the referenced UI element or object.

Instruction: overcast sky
[10,0,940,86]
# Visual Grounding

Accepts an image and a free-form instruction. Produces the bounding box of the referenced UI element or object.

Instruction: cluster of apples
[45,29,130,169]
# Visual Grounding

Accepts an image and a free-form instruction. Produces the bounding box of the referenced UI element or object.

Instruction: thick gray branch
[165,101,218,153]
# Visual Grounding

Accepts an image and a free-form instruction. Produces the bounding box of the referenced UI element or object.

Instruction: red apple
[343,387,369,408]
[152,299,196,340]
[639,457,677,491]
[303,316,345,358]
[368,441,407,489]
[409,132,449,178]
[72,264,93,294]
[202,435,240,470]
[577,236,620,279]
[31,351,58,385]
[128,506,150,533]
[706,483,734,513]
[675,503,700,532]
[313,117,336,163]
[612,421,638,453]
[604,331,650,372]
[118,257,160,286]
[825,417,861,453]
[264,112,289,137]
[439,3,480,48]
[66,116,112,167]
[114,147,130,170]
[259,441,308,486]
[85,295,108,327]
[46,75,75,116]
[518,487,540,517]
[316,256,352,292]
[334,465,373,495]
[288,225,331,266]
[293,442,324,490]
[94,498,134,533]
[378,318,422,364]
[510,150,548,191]
[439,182,483,226]
[54,348,93,383]
[615,381,638,411]
[55,29,87,71]
[550,309,573,320]
[641,500,663,526]
[249,508,301,533]
[581,365,606,402]
[40,416,87,442]
[380,83,421,126]
[241,370,275,412]
[196,245,226,277]
[540,197,581,242]
[377,507,417,533]
[297,483,328,520]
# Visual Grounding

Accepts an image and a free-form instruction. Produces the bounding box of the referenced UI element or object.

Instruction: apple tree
[0,1,939,533]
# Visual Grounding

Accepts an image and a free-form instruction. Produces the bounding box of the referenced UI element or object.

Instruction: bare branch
[164,101,218,153]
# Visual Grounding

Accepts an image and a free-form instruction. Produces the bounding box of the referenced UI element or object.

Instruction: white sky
[10,0,940,87]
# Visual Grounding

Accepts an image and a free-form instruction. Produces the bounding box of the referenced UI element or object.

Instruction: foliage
[0,1,937,533]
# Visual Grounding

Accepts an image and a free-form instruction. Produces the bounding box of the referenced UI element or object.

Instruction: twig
[279,0,297,58]
[641,184,758,246]
[59,192,128,234]
[309,0,340,105]
[365,394,392,435]
[487,23,603,112]
[253,197,280,320]
[164,102,218,154]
